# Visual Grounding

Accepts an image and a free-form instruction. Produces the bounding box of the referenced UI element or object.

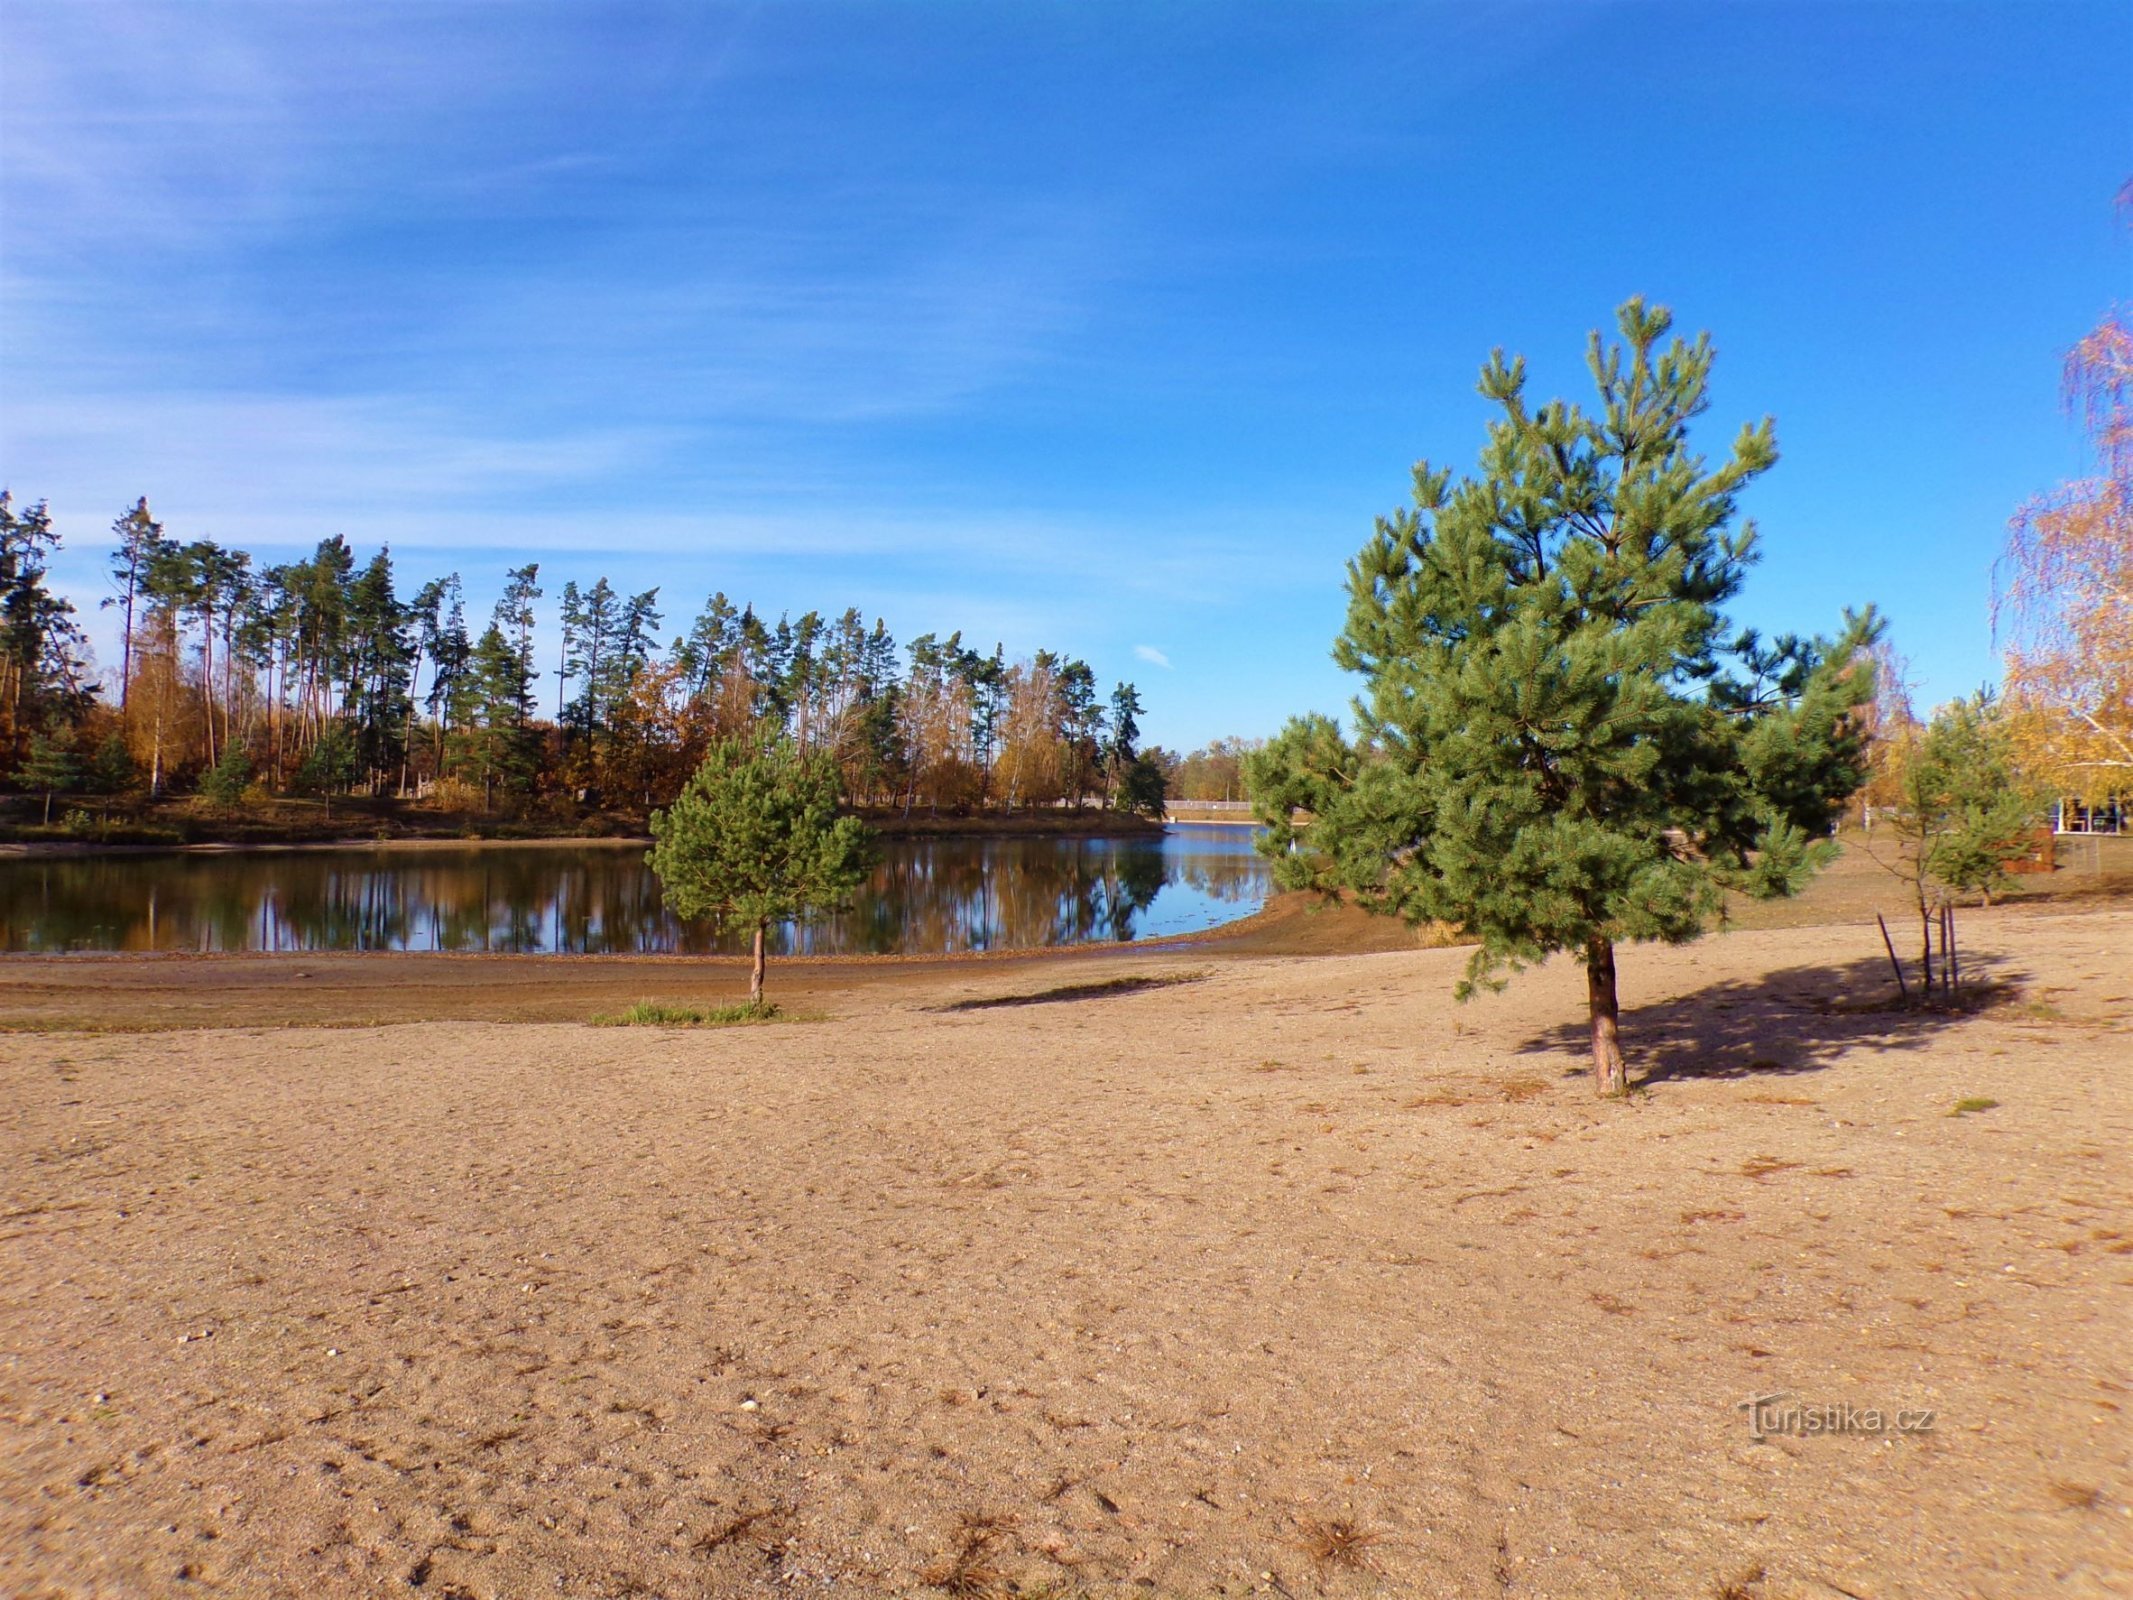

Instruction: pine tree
[1913,695,2043,892]
[1,493,90,760]
[166,539,249,769]
[647,737,875,1006]
[296,724,356,803]
[965,644,1007,797]
[679,592,739,699]
[1115,752,1169,818]
[781,609,821,751]
[563,577,618,745]
[614,589,664,713]
[405,575,460,792]
[295,536,356,745]
[452,623,537,808]
[345,550,411,790]
[496,563,542,728]
[103,497,171,710]
[1105,681,1144,805]
[198,739,251,809]
[88,731,136,795]
[16,733,81,824]
[1249,299,1877,1095]
[418,577,471,783]
[1056,660,1101,808]
[1866,691,2042,996]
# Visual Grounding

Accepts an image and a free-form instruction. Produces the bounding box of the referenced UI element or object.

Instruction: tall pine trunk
[200,618,217,769]
[118,585,135,711]
[1586,935,1628,1096]
[749,922,767,1008]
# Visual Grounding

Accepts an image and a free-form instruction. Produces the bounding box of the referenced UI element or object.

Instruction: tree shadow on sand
[1513,951,2029,1086]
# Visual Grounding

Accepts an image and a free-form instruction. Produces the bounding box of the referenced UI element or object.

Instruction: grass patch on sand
[592,1000,781,1028]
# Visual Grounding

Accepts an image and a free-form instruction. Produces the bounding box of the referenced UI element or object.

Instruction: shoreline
[0,808,1179,860]
[0,892,1432,1031]
[0,900,1285,966]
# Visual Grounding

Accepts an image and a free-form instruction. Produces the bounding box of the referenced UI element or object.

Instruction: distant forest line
[0,493,1258,833]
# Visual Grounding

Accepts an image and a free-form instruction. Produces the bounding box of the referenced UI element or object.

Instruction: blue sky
[3,1,2128,750]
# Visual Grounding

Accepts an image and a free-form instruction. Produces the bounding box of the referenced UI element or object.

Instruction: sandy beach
[3,890,2128,1598]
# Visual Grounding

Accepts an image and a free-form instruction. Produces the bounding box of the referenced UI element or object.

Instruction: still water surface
[0,827,1271,955]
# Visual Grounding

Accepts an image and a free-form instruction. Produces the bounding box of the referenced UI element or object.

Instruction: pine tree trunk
[1586,935,1628,1096]
[750,922,766,1009]
[200,621,216,770]
[119,588,134,711]
[223,622,237,765]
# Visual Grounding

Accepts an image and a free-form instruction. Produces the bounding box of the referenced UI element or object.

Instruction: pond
[0,826,1273,956]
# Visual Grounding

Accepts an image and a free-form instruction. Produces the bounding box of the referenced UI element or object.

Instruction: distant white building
[2052,797,2126,835]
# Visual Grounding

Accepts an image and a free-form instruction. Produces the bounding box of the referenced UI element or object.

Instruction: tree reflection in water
[0,828,1270,955]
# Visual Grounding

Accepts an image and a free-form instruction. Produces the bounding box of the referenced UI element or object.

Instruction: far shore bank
[0,803,1171,858]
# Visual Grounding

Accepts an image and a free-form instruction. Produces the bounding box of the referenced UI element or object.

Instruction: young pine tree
[88,731,136,796]
[296,725,357,817]
[16,733,81,824]
[1865,691,2042,997]
[647,737,875,1007]
[1250,299,1877,1095]
[197,739,252,809]
[1909,695,2043,905]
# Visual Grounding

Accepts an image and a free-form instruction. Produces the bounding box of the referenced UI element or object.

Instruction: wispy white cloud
[12,0,1190,429]
[16,370,1333,621]
[1,1,1136,561]
[0,0,1564,752]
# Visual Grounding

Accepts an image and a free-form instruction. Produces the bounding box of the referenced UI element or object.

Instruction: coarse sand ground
[1,895,2128,1598]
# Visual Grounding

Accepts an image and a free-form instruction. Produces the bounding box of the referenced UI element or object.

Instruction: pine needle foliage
[1249,299,1879,1094]
[647,736,875,1005]
[14,733,80,824]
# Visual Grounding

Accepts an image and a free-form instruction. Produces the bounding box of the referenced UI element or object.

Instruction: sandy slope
[2,906,2128,1599]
